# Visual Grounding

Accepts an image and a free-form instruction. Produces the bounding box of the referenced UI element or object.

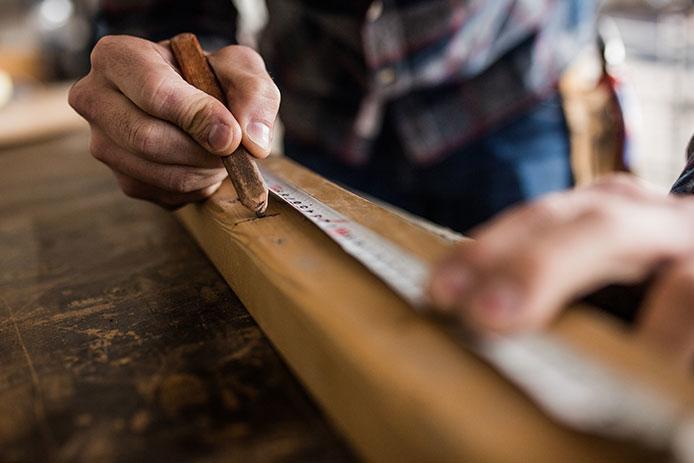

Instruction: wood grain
[177,155,694,463]
[170,33,268,216]
[0,132,354,463]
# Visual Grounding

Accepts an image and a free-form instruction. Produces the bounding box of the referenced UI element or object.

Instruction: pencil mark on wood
[230,212,281,227]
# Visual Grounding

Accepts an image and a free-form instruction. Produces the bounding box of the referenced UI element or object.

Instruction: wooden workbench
[0,132,355,462]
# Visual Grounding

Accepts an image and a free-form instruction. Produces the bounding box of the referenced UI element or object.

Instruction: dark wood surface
[0,132,355,463]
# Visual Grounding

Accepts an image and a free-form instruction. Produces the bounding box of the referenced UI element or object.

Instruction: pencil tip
[255,201,268,218]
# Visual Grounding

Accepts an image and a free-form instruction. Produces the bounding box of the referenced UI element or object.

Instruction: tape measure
[260,167,694,462]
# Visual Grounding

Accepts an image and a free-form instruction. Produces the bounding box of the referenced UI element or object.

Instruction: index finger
[91,35,242,156]
[431,194,694,333]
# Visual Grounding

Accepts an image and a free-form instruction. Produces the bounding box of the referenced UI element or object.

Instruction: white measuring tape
[260,167,694,462]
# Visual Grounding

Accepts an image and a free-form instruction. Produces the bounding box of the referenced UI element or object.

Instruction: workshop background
[0,0,693,189]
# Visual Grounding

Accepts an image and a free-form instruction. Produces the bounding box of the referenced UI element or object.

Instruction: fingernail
[246,121,271,151]
[208,123,233,152]
[470,280,520,327]
[430,265,471,310]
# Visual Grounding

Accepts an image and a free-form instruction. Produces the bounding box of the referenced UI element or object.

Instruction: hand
[69,35,280,209]
[429,175,694,366]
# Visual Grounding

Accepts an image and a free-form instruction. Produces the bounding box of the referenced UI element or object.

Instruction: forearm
[96,0,238,50]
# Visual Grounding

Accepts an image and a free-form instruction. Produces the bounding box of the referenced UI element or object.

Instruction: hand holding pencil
[69,33,279,211]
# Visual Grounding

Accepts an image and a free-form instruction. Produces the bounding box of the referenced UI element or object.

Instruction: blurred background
[0,0,692,191]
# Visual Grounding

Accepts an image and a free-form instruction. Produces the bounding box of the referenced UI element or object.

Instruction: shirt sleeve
[671,136,694,195]
[96,0,238,50]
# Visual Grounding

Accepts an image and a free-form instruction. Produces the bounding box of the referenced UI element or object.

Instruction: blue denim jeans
[285,95,572,233]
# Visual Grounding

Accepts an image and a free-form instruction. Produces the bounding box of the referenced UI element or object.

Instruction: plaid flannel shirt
[672,137,694,195]
[98,0,598,165]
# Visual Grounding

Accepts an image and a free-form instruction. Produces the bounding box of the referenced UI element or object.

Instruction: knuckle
[67,78,94,118]
[143,73,216,134]
[128,120,159,154]
[165,171,196,194]
[179,94,218,136]
[239,77,280,104]
[237,77,265,97]
[67,79,85,110]
[88,135,108,162]
[228,46,266,69]
[141,74,179,113]
[172,175,194,194]
[91,35,120,70]
[526,196,564,223]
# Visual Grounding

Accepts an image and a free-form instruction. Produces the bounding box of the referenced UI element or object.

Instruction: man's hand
[429,175,694,366]
[69,35,280,209]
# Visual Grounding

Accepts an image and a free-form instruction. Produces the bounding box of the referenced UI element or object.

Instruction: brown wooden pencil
[170,32,268,217]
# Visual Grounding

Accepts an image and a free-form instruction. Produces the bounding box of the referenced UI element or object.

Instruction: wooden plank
[176,155,694,463]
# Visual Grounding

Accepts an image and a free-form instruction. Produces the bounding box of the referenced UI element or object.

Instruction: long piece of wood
[176,156,694,463]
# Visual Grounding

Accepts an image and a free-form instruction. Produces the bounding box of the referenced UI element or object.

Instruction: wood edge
[174,156,691,463]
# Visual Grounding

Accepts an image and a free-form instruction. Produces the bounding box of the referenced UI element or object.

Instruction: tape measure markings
[264,171,430,307]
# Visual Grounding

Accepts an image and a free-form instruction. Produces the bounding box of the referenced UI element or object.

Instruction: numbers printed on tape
[264,170,430,307]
